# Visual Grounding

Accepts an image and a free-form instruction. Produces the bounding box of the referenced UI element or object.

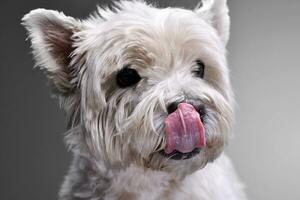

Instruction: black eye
[193,60,205,78]
[116,66,141,88]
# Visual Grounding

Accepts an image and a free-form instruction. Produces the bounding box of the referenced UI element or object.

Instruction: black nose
[167,102,206,120]
[167,102,180,114]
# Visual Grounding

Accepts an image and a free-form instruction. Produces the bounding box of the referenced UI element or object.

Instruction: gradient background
[1,0,299,199]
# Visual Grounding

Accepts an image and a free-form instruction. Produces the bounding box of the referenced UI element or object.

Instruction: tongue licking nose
[164,103,206,154]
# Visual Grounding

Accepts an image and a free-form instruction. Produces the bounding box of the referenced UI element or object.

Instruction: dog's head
[23,0,233,176]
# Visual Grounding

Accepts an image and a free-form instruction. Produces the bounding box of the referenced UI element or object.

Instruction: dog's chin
[158,149,207,178]
[144,137,225,177]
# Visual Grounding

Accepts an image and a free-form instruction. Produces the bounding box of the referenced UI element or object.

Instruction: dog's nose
[167,102,180,114]
[167,102,206,119]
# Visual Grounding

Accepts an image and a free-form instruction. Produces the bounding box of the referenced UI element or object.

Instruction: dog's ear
[22,9,83,96]
[195,0,230,45]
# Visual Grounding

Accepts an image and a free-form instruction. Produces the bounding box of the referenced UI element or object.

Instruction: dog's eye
[193,60,205,78]
[116,66,141,88]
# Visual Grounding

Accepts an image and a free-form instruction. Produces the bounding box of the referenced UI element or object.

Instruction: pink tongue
[164,103,206,154]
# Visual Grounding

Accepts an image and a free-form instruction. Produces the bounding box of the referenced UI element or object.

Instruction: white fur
[22,0,247,199]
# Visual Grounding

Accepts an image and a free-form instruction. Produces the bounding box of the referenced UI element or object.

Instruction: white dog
[22,0,247,199]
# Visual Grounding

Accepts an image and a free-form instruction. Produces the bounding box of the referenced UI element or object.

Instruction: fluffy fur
[22,0,247,199]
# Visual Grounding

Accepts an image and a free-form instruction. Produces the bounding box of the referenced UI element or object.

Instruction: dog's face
[23,0,233,176]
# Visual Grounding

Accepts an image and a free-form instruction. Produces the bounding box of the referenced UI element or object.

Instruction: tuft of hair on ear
[22,9,83,96]
[195,0,230,45]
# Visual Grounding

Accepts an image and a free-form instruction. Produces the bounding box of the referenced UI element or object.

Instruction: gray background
[0,0,299,199]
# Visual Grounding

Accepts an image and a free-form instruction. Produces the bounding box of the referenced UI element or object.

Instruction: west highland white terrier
[22,0,247,199]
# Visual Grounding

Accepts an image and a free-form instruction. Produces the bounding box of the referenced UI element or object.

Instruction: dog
[22,0,247,199]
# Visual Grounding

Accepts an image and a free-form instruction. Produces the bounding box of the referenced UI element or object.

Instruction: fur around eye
[193,60,205,78]
[116,66,141,88]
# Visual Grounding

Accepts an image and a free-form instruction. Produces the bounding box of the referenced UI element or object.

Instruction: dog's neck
[60,153,181,199]
[105,163,179,199]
